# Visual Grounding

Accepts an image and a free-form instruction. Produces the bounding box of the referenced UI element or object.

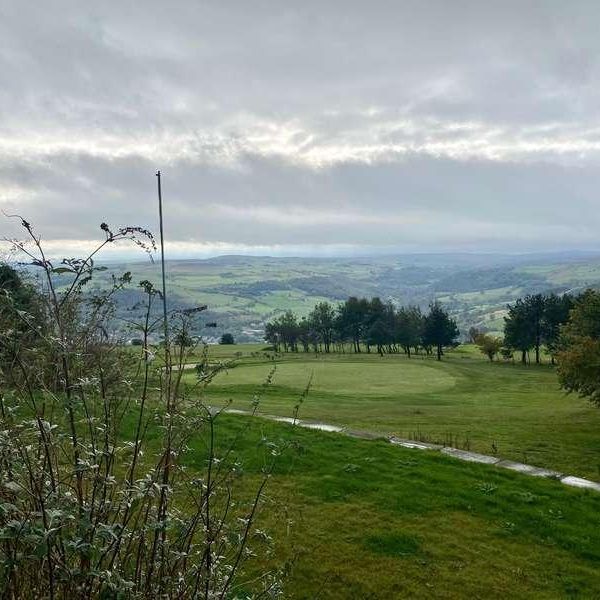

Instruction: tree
[336,297,369,352]
[556,290,600,406]
[297,317,311,352]
[422,302,459,360]
[525,294,546,364]
[362,297,385,353]
[0,263,43,333]
[0,264,38,308]
[265,310,300,352]
[542,293,574,363]
[500,345,514,362]
[504,297,534,364]
[395,305,423,357]
[366,319,388,355]
[475,333,503,362]
[0,263,46,372]
[504,294,554,365]
[280,310,300,352]
[264,320,282,351]
[309,302,336,353]
[220,333,235,345]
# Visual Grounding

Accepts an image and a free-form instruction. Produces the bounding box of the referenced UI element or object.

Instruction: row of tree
[504,293,574,364]
[265,297,459,360]
[265,291,583,366]
[469,292,576,364]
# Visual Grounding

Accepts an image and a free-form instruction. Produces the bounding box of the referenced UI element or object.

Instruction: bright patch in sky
[0,1,599,256]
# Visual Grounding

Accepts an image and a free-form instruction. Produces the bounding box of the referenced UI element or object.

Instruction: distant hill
[90,252,600,342]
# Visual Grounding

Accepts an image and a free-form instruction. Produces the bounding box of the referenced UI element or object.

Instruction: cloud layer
[1,0,599,256]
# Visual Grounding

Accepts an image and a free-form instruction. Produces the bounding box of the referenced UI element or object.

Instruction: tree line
[265,297,459,360]
[265,289,600,407]
[471,292,576,364]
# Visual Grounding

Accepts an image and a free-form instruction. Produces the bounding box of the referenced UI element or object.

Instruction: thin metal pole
[156,170,169,349]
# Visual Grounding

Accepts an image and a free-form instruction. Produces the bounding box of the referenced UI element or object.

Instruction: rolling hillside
[94,251,600,342]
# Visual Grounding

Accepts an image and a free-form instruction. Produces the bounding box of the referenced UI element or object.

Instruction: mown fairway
[175,343,600,596]
[183,415,600,599]
[186,344,600,480]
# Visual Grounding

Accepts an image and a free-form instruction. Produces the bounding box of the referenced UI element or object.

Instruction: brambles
[0,219,281,599]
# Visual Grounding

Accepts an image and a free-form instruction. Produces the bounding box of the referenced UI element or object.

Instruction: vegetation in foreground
[2,218,600,598]
[0,222,280,599]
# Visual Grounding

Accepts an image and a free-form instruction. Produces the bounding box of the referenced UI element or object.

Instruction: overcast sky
[1,0,599,258]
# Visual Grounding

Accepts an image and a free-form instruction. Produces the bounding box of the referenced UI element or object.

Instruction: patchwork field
[98,251,600,342]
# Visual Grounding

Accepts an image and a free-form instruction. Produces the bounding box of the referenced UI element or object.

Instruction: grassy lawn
[183,344,600,480]
[84,342,600,596]
[183,414,600,599]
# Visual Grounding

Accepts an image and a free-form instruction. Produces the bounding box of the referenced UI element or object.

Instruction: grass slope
[185,344,600,480]
[186,414,600,599]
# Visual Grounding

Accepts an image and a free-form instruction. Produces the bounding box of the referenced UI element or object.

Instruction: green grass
[181,414,600,598]
[118,341,600,596]
[211,360,455,396]
[184,344,600,480]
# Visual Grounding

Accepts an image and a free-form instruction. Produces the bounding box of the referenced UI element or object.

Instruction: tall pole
[155,171,172,588]
[156,170,169,349]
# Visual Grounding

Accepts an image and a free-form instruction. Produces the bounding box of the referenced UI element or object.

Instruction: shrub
[220,333,235,345]
[474,333,503,362]
[0,218,281,598]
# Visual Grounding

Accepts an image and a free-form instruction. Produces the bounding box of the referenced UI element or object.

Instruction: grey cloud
[1,149,598,251]
[0,0,599,255]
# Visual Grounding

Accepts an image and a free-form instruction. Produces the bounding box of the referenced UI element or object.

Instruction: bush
[474,333,503,362]
[557,289,600,407]
[0,218,281,598]
[220,333,235,345]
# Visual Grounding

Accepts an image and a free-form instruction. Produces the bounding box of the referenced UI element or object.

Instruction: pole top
[156,170,161,177]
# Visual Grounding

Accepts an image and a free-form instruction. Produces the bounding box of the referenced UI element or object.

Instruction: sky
[0,0,599,259]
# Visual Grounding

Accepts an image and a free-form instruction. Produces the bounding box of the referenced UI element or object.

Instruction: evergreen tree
[395,305,423,357]
[309,302,336,353]
[422,302,459,361]
[504,298,534,364]
[542,293,574,363]
[219,333,235,345]
[337,296,369,352]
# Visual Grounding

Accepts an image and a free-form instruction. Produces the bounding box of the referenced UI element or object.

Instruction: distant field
[185,343,600,480]
[96,252,600,341]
